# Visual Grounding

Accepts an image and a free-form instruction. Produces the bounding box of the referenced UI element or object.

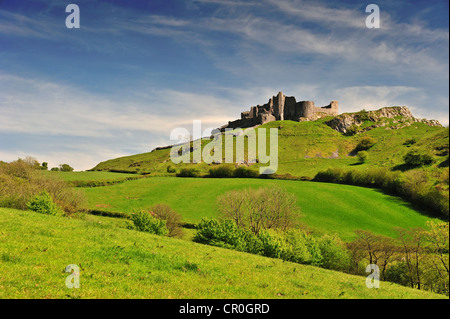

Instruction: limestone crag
[219,92,338,131]
[325,106,442,134]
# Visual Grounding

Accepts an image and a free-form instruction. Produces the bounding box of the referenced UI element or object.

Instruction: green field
[0,207,444,299]
[83,177,436,241]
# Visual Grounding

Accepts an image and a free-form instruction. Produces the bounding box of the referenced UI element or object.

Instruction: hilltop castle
[219,92,338,131]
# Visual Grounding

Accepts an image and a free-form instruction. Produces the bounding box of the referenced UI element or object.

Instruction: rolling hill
[82,177,437,241]
[0,207,445,299]
[90,110,448,180]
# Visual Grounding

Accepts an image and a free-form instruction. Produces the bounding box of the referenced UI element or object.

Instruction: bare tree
[348,230,398,280]
[217,186,301,235]
[397,227,425,290]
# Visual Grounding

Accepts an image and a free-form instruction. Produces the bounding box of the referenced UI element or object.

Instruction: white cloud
[266,0,366,29]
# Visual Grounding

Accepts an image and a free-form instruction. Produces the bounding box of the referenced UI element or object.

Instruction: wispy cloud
[0,74,235,137]
[193,0,260,6]
[0,9,62,39]
[267,0,366,28]
[0,73,243,169]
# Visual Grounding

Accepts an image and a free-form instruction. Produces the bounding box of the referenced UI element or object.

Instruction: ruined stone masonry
[219,92,338,131]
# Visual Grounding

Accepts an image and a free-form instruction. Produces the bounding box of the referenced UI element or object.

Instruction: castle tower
[296,101,315,118]
[273,92,285,121]
[329,100,338,115]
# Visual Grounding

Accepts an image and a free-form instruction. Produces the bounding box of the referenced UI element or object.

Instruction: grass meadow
[0,207,445,299]
[82,177,436,241]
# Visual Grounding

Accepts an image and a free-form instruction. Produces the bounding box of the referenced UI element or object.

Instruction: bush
[281,230,313,264]
[193,218,248,251]
[384,261,413,287]
[27,191,63,216]
[166,165,176,173]
[313,167,346,183]
[403,138,417,147]
[130,210,169,236]
[176,168,199,177]
[233,167,259,178]
[194,218,351,271]
[356,151,368,163]
[209,166,234,178]
[354,136,377,152]
[345,124,361,136]
[317,235,351,271]
[403,149,434,167]
[257,230,284,259]
[150,204,184,238]
[0,159,85,214]
[59,164,74,172]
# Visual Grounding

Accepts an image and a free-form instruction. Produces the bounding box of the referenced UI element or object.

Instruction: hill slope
[83,177,436,241]
[91,113,448,179]
[0,207,445,299]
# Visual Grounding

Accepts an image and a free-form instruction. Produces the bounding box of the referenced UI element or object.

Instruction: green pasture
[0,207,444,299]
[83,177,436,241]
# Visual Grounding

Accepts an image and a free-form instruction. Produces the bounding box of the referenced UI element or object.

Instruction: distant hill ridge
[219,92,441,134]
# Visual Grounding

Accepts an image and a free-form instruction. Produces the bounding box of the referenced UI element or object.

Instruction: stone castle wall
[220,92,338,131]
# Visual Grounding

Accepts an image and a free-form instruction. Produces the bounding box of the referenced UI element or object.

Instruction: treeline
[174,165,260,178]
[69,175,149,188]
[189,186,449,296]
[348,225,449,295]
[313,167,449,220]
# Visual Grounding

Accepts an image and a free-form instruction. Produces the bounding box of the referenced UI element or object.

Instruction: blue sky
[0,0,448,170]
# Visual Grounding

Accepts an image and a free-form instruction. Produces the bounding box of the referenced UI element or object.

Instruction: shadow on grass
[371,188,442,220]
[392,163,416,172]
[438,157,449,168]
[349,162,363,166]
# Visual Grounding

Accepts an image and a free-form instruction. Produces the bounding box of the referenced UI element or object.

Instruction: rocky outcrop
[219,92,338,131]
[325,106,442,134]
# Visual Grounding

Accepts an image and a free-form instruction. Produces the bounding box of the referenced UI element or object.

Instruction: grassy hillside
[82,177,436,241]
[0,207,445,299]
[91,118,448,179]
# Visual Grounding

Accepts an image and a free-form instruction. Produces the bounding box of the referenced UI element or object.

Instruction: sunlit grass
[0,207,445,299]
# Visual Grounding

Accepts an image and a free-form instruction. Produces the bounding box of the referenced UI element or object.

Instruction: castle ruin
[220,92,338,131]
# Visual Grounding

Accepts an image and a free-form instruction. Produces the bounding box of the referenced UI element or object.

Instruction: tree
[217,186,301,235]
[422,221,449,294]
[149,204,184,238]
[396,227,425,290]
[356,151,368,164]
[403,149,434,167]
[59,164,74,172]
[22,156,40,168]
[354,136,377,152]
[347,230,398,280]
